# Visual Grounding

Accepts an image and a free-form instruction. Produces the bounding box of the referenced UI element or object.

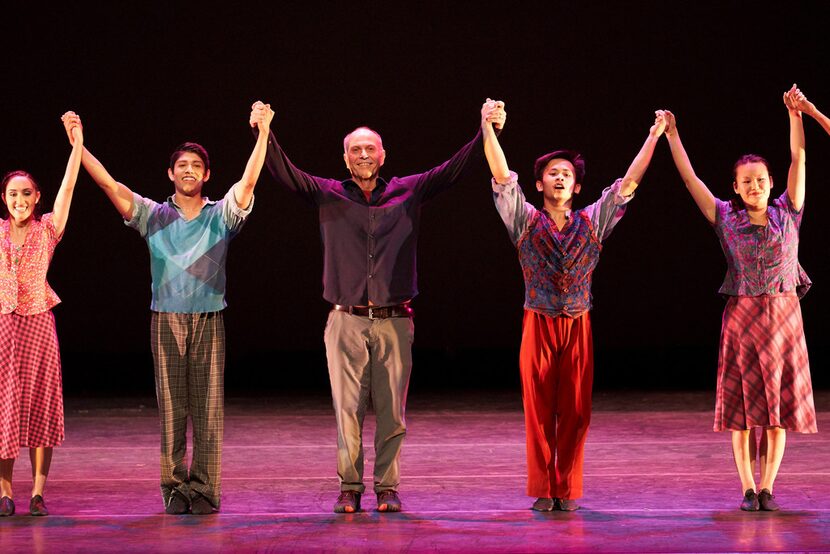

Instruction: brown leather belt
[333,303,413,320]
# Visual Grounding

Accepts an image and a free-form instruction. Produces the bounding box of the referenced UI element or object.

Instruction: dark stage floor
[1,390,828,553]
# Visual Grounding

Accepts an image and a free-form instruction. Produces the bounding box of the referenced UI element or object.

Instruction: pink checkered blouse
[0,213,62,315]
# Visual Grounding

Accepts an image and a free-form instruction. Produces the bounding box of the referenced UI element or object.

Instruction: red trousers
[519,309,593,500]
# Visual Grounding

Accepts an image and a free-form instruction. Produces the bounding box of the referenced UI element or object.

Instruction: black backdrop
[3,2,829,394]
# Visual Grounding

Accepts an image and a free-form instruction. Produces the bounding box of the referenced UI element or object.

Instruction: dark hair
[169,142,210,172]
[730,154,771,210]
[1,170,43,221]
[732,154,770,180]
[533,149,586,183]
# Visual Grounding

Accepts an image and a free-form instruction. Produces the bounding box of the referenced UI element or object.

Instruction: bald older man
[260,101,505,513]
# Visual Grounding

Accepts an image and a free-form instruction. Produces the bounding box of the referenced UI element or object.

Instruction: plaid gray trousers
[151,311,225,509]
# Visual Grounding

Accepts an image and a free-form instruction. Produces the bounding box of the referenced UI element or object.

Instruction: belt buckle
[367,307,375,320]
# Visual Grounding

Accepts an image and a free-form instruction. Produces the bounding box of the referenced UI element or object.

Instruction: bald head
[342,127,386,184]
[343,127,384,153]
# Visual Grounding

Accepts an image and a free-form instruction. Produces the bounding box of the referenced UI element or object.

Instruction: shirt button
[369,274,373,279]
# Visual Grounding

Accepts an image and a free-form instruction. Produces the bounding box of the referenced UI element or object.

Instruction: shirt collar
[342,177,388,203]
[167,195,216,212]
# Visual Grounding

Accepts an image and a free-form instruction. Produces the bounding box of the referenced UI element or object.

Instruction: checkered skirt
[0,311,64,459]
[714,293,816,433]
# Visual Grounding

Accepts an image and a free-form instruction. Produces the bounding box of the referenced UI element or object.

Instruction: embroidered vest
[517,209,601,318]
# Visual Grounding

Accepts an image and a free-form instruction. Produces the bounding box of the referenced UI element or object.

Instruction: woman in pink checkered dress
[0,112,83,517]
[662,85,822,512]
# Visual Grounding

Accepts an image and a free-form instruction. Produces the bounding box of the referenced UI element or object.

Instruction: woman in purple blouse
[661,85,820,512]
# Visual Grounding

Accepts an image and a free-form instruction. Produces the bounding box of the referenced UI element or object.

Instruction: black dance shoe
[0,496,14,516]
[29,495,48,516]
[740,489,759,511]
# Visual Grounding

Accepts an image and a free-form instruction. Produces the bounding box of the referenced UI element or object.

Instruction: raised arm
[233,100,274,209]
[618,111,667,197]
[412,99,506,201]
[663,110,717,224]
[63,117,136,220]
[482,98,511,184]
[793,87,830,137]
[783,85,806,211]
[52,112,84,237]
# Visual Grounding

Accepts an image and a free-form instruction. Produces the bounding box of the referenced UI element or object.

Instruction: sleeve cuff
[224,186,254,217]
[124,192,144,226]
[491,170,519,192]
[611,178,634,205]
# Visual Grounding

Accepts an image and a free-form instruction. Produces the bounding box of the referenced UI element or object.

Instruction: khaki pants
[324,310,414,494]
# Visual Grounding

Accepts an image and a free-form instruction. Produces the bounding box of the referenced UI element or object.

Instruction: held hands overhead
[650,110,668,138]
[61,111,83,146]
[481,98,507,131]
[783,83,815,117]
[661,110,677,138]
[249,101,275,133]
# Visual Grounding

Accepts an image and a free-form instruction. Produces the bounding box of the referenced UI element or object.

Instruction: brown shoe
[532,497,555,512]
[190,493,216,515]
[334,490,361,513]
[758,489,780,511]
[29,495,48,516]
[0,496,14,516]
[376,490,401,512]
[555,498,580,511]
[165,490,190,515]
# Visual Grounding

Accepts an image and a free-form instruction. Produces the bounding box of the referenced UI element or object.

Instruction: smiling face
[536,158,581,207]
[733,161,772,211]
[343,128,385,183]
[2,174,41,225]
[168,151,210,197]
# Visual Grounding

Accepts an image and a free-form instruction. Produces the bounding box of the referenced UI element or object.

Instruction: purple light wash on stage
[492,173,630,318]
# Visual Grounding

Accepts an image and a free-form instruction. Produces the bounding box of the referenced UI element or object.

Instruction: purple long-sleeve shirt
[262,129,484,306]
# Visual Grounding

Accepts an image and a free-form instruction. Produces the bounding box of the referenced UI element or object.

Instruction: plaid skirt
[0,311,65,459]
[714,293,816,433]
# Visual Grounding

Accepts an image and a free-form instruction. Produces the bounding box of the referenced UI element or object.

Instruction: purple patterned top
[713,192,811,298]
[493,172,630,318]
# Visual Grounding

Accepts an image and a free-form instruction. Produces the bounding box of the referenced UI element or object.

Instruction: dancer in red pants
[481,99,665,511]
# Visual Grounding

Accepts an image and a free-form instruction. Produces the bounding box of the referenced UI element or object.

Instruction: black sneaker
[165,490,190,515]
[376,490,401,513]
[758,489,780,511]
[740,489,759,511]
[29,495,48,516]
[333,490,361,513]
[190,492,216,515]
[0,496,14,516]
